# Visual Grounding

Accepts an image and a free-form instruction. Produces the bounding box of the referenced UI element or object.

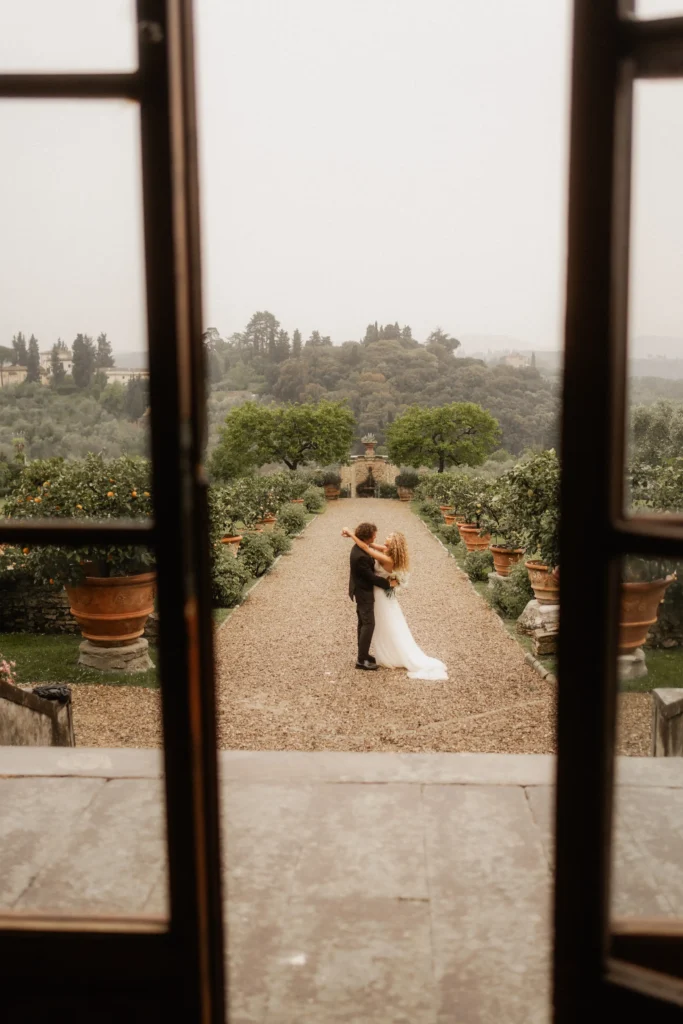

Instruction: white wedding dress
[372,562,448,681]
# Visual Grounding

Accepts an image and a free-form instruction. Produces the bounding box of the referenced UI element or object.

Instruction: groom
[346,521,395,671]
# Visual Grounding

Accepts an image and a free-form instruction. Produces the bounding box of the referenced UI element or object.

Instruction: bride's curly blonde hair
[387,531,410,572]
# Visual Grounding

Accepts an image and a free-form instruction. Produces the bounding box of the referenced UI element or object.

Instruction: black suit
[349,545,391,663]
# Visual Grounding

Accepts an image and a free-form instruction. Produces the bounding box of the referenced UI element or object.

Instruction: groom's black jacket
[349,546,391,601]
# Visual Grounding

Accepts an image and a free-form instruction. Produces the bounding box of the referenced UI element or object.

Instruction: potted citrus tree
[5,454,156,645]
[478,477,525,576]
[458,480,493,553]
[505,450,560,605]
[395,469,420,502]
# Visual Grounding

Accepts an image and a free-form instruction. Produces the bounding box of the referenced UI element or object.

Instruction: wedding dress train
[372,563,448,681]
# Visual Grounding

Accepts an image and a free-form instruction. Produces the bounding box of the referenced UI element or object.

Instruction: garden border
[215,512,320,633]
[413,506,558,687]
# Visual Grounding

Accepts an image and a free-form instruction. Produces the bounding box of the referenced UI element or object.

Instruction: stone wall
[341,457,400,497]
[0,579,77,634]
[0,578,158,638]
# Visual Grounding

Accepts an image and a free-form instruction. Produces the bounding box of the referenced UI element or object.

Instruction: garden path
[214,499,565,753]
[70,498,651,753]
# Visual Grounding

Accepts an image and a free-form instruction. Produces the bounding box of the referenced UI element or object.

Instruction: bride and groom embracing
[343,521,448,681]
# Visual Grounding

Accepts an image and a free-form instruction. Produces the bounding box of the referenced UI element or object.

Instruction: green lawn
[0,633,159,688]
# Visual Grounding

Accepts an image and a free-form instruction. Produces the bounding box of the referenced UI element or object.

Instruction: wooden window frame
[555,2,683,1019]
[0,2,225,1020]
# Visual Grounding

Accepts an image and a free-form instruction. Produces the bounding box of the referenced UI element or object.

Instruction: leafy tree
[269,400,354,469]
[0,346,13,387]
[72,333,97,388]
[210,399,355,478]
[244,311,280,357]
[306,330,332,347]
[291,329,302,357]
[426,327,460,352]
[275,329,291,361]
[96,332,115,368]
[209,402,276,480]
[50,343,67,384]
[12,332,28,366]
[630,400,683,468]
[387,403,500,473]
[26,335,41,384]
[124,376,149,420]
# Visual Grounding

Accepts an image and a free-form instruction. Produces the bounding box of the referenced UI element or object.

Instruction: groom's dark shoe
[355,660,379,671]
[366,655,377,664]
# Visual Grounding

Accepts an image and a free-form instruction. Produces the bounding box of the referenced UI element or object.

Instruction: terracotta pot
[619,576,675,654]
[444,513,456,527]
[525,561,560,606]
[261,515,277,532]
[454,515,467,525]
[458,524,491,552]
[66,572,156,647]
[439,504,454,513]
[324,485,341,500]
[220,535,243,557]
[290,498,304,504]
[397,487,413,502]
[490,546,525,577]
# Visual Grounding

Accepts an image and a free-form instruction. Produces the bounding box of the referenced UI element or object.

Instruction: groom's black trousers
[354,589,376,664]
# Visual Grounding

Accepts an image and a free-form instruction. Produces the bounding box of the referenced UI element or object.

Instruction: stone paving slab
[1,752,682,1022]
[14,778,166,914]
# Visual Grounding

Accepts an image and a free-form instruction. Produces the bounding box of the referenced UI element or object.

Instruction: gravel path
[69,499,652,754]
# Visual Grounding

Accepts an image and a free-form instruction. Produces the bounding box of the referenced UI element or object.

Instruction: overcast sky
[0,0,681,357]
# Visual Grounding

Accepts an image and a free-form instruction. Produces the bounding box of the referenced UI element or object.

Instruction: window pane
[0,541,167,921]
[626,81,683,517]
[0,101,149,484]
[637,1,683,17]
[611,553,683,922]
[0,1,137,73]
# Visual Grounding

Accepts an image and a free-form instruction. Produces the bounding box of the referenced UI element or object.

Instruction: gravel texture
[68,499,652,755]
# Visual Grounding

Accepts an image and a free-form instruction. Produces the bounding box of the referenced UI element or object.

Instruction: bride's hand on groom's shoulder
[341,527,350,538]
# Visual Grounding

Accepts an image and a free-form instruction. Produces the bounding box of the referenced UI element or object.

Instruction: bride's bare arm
[344,530,394,571]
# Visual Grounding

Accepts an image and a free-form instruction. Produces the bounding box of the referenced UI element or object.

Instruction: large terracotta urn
[397,487,413,502]
[459,524,491,552]
[619,576,675,654]
[444,513,456,527]
[221,535,243,557]
[490,546,525,577]
[324,484,341,500]
[261,514,277,531]
[66,572,157,646]
[525,561,560,605]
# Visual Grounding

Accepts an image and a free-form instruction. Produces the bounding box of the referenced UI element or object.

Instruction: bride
[342,526,448,681]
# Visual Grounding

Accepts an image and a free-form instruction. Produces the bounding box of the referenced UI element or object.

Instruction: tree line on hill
[1,331,117,389]
[203,311,557,454]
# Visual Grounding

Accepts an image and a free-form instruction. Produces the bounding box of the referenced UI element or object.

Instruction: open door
[0,2,225,1020]
[555,2,683,1018]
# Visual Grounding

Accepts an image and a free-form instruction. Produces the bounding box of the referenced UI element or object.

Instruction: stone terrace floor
[1,749,682,1023]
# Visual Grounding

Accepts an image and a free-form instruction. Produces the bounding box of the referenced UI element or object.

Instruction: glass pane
[637,1,683,17]
[611,553,683,922]
[0,101,149,491]
[0,540,167,920]
[0,1,137,73]
[626,80,683,517]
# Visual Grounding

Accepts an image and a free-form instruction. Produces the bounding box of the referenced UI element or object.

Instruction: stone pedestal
[78,638,154,673]
[652,688,683,755]
[487,571,509,589]
[617,647,647,683]
[517,599,559,635]
[531,629,558,658]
